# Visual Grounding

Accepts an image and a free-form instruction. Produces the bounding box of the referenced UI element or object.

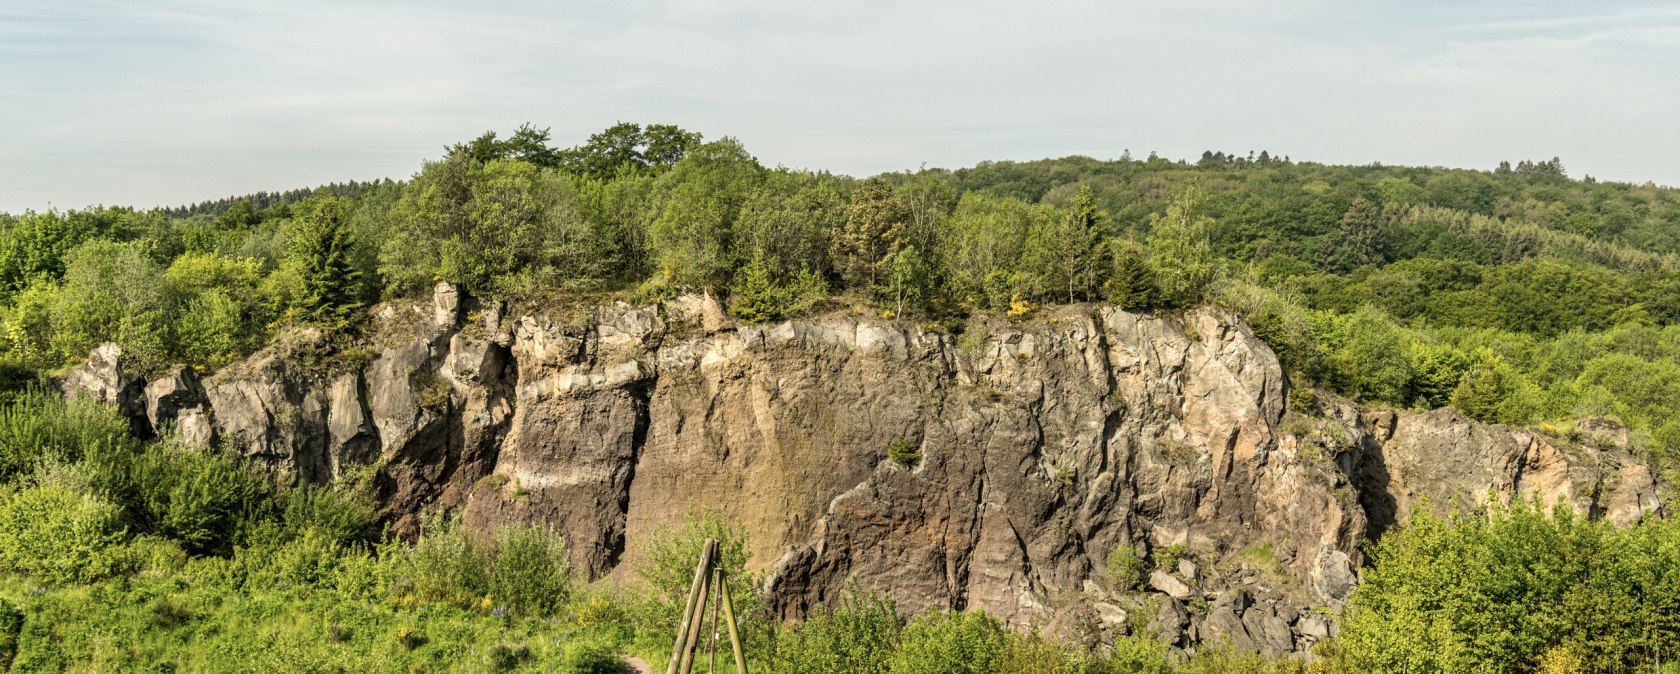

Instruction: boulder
[1242,604,1295,657]
[1155,599,1189,646]
[1150,569,1193,600]
[1201,606,1255,653]
[59,343,149,435]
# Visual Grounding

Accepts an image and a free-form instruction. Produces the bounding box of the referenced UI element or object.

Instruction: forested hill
[1,122,1677,487]
[161,180,386,220]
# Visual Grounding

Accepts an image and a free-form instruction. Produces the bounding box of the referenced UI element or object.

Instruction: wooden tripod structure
[666,538,748,674]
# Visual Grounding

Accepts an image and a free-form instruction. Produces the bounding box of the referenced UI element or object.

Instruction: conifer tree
[1332,197,1384,272]
[286,196,364,327]
[1025,185,1107,303]
[729,251,781,323]
[1106,241,1158,309]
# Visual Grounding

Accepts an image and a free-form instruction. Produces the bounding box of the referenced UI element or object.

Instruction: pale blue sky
[2,1,1677,211]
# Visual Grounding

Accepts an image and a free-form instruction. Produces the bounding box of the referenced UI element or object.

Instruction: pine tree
[729,251,781,323]
[287,196,364,327]
[1025,185,1107,303]
[1106,241,1158,310]
[1332,197,1384,272]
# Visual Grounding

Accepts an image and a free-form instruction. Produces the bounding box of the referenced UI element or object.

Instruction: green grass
[1233,543,1291,585]
[0,568,631,673]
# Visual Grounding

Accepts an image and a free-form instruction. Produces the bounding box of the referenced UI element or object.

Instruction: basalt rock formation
[60,283,1666,657]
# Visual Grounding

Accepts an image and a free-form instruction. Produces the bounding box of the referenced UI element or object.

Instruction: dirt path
[622,654,653,674]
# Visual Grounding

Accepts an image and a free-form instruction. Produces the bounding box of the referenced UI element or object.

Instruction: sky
[2,0,1677,212]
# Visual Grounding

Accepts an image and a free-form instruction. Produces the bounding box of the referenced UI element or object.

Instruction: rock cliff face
[60,284,1666,657]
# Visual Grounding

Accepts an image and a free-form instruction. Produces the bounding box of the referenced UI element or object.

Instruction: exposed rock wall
[59,285,1666,657]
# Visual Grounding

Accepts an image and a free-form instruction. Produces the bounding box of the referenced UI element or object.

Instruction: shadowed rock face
[60,286,1666,657]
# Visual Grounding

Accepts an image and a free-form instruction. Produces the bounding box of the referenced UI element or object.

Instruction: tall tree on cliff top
[286,196,364,327]
[1147,185,1217,306]
[646,138,762,287]
[560,122,703,177]
[832,177,907,288]
[1026,184,1108,303]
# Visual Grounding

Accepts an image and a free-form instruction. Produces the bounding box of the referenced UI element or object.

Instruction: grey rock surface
[58,289,1668,659]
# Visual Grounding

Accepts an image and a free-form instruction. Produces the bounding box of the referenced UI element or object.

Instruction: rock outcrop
[59,287,1667,658]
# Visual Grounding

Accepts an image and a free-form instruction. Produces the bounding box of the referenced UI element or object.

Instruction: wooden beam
[678,539,719,674]
[668,538,718,674]
[719,567,748,674]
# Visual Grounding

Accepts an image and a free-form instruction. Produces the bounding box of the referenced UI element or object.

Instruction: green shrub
[124,534,190,577]
[1102,635,1177,674]
[887,437,921,466]
[0,482,128,583]
[279,483,382,547]
[488,523,571,618]
[111,443,276,556]
[560,633,630,674]
[252,526,352,587]
[0,392,136,481]
[394,516,572,617]
[886,610,1007,674]
[768,586,901,674]
[1336,500,1680,674]
[1450,347,1542,425]
[49,239,173,370]
[1152,544,1190,571]
[631,508,761,653]
[400,513,490,608]
[1106,546,1146,589]
[174,289,257,368]
[394,625,427,651]
[148,596,193,629]
[487,642,531,672]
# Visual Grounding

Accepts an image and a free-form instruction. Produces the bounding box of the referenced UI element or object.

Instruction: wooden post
[677,539,719,674]
[668,538,718,674]
[708,567,722,673]
[719,567,748,674]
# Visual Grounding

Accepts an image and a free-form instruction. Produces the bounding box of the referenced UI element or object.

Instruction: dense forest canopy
[2,122,1678,484]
